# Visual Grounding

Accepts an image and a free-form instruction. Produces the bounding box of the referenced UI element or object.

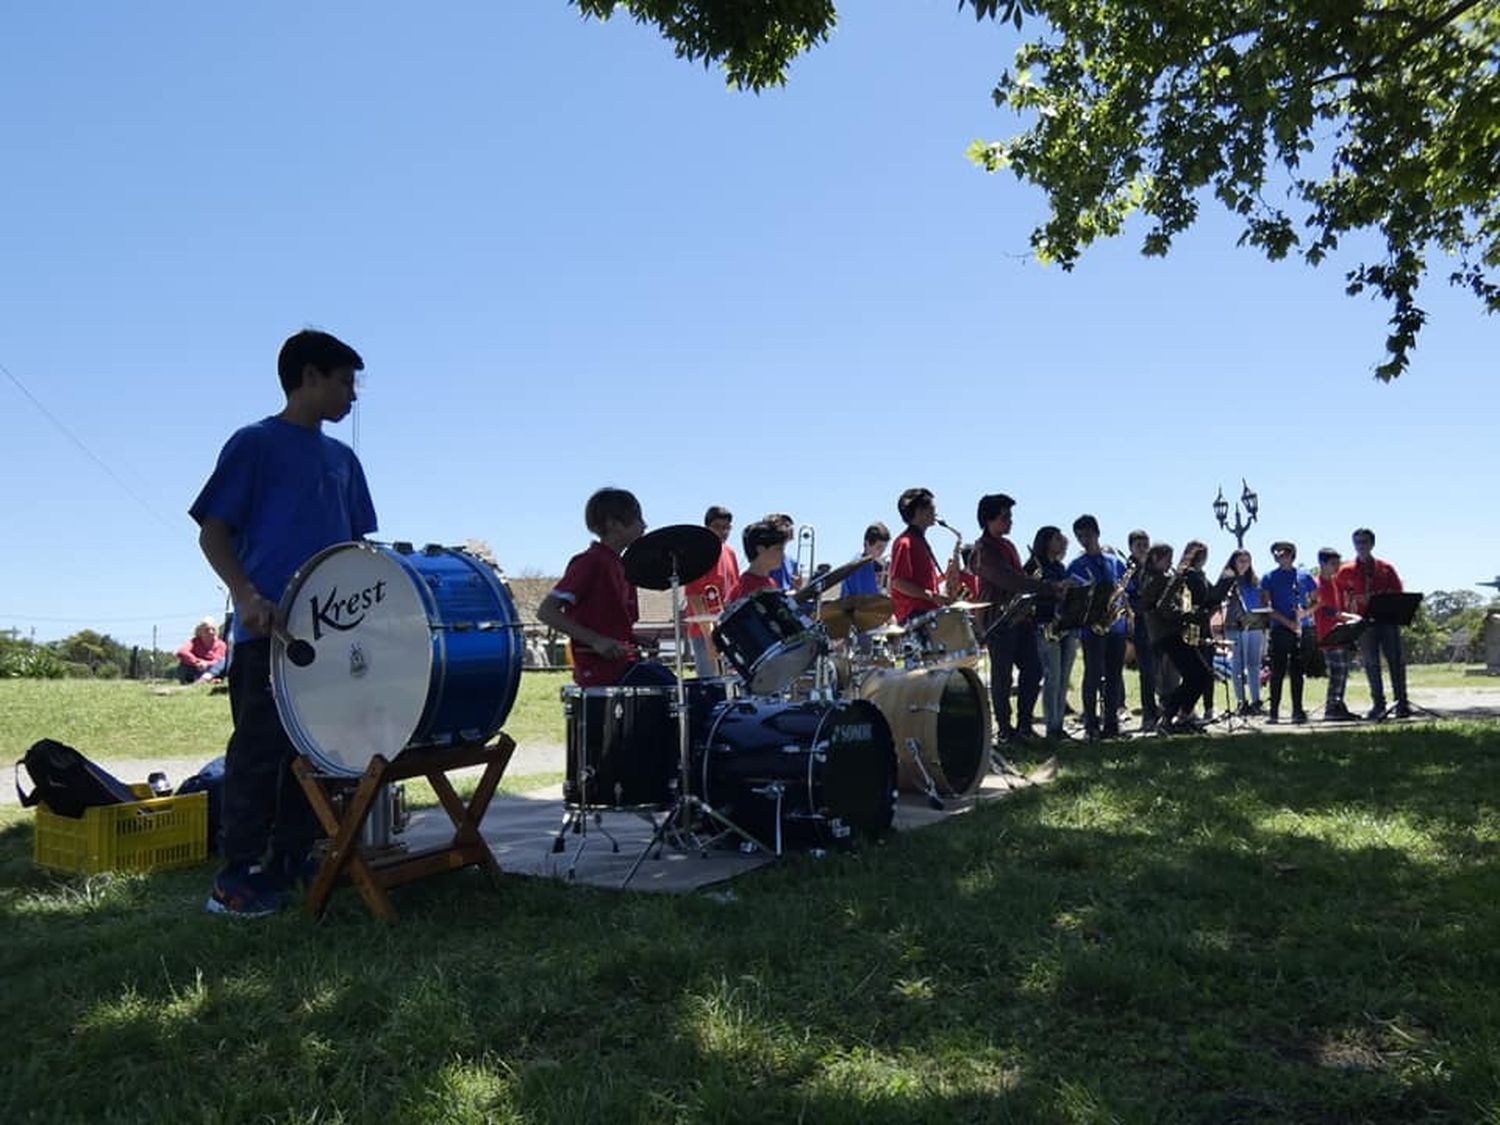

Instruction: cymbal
[793,558,869,603]
[622,524,721,591]
[683,613,720,624]
[867,621,906,639]
[817,594,894,639]
[947,600,992,611]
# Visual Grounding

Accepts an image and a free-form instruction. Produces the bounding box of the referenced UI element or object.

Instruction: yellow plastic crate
[33,789,209,875]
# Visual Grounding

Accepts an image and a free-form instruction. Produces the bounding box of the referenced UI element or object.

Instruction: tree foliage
[574,0,1500,379]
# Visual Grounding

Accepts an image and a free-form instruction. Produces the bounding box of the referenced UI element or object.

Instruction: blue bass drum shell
[271,541,524,776]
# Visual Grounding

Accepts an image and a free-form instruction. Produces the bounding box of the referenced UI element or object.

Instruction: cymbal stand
[622,552,770,889]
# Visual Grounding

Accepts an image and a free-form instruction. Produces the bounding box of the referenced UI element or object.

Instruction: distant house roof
[504,575,675,629]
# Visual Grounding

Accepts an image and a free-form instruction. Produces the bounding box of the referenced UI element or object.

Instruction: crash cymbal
[622,524,722,590]
[793,558,869,603]
[947,600,992,611]
[683,613,721,624]
[817,594,894,639]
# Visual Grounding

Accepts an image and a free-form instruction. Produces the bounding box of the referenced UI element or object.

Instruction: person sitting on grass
[175,617,228,684]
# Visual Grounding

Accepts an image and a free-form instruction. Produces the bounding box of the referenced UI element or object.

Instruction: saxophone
[1092,554,1139,636]
[1155,567,1200,646]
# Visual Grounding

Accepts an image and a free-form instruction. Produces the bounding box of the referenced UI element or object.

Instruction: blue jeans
[1360,622,1408,708]
[1036,631,1077,736]
[1228,627,1264,707]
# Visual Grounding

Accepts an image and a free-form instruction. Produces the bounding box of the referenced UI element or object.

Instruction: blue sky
[2,2,1496,650]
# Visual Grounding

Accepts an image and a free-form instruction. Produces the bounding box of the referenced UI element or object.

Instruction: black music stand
[1054,583,1099,633]
[1365,592,1436,720]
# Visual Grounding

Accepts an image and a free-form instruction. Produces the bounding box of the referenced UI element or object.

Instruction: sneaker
[1266,712,1279,725]
[1366,705,1387,721]
[271,849,322,891]
[1394,701,1412,719]
[205,863,286,918]
[1291,711,1308,725]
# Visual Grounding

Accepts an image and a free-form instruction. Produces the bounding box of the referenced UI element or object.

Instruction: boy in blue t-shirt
[1259,540,1317,724]
[190,330,377,916]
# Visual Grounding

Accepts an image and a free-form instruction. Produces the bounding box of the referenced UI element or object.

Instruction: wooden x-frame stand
[291,733,516,921]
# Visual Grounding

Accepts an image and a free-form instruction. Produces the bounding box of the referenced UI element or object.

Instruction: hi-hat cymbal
[947,600,992,611]
[817,594,894,639]
[867,621,906,639]
[793,558,869,603]
[622,524,721,590]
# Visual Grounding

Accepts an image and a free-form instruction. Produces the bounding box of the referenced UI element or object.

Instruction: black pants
[1079,630,1127,735]
[1133,618,1158,724]
[1158,637,1209,716]
[1268,625,1304,716]
[221,638,319,867]
[987,621,1041,737]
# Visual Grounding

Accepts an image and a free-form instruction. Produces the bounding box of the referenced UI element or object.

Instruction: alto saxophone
[1155,567,1201,646]
[1092,554,1139,636]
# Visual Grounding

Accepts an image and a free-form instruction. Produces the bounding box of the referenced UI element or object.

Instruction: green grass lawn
[2,680,1499,1122]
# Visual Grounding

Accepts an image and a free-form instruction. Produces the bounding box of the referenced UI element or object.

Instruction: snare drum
[272,542,524,776]
[712,590,819,694]
[858,665,991,798]
[904,607,981,667]
[696,697,896,847]
[561,685,678,809]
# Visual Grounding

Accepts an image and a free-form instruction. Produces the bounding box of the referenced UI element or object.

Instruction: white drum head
[272,543,435,775]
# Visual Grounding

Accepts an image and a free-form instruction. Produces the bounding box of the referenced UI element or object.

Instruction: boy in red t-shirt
[728,520,786,603]
[1312,547,1360,721]
[538,487,665,687]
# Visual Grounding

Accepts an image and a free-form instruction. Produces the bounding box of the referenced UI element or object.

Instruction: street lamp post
[1213,479,1260,549]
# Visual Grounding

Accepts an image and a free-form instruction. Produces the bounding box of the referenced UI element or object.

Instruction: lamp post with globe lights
[1214,480,1260,549]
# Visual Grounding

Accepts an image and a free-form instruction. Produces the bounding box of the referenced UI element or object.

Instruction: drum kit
[554,526,1000,881]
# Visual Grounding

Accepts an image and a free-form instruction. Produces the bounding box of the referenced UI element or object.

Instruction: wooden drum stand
[291,734,515,921]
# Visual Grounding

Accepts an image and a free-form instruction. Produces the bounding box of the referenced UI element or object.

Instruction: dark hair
[1181,539,1209,569]
[897,488,934,524]
[1072,514,1100,536]
[1352,527,1376,546]
[864,522,891,546]
[704,506,732,526]
[975,493,1016,528]
[584,487,641,536]
[1146,543,1174,570]
[742,520,784,562]
[1128,528,1149,546]
[1230,548,1258,585]
[1270,540,1297,559]
[1317,547,1342,564]
[762,513,795,540]
[277,330,364,393]
[1030,525,1061,566]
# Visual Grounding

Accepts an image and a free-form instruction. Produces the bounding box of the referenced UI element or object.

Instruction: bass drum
[697,698,896,848]
[858,665,991,799]
[272,541,524,776]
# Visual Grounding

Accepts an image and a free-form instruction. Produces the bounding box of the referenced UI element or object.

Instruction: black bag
[14,738,136,818]
[1301,629,1327,678]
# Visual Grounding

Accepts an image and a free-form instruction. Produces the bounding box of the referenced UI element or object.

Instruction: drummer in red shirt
[537,487,673,688]
[888,487,953,625]
[728,521,786,603]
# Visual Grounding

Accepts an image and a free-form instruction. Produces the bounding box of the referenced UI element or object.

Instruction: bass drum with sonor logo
[271,541,524,776]
[695,697,897,848]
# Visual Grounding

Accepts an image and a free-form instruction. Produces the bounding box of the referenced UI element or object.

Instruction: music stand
[1365,592,1436,720]
[1054,583,1098,633]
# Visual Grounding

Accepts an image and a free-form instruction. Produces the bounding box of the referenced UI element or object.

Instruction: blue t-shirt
[1259,566,1316,625]
[769,557,800,591]
[1067,551,1128,635]
[840,557,881,598]
[190,416,378,641]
